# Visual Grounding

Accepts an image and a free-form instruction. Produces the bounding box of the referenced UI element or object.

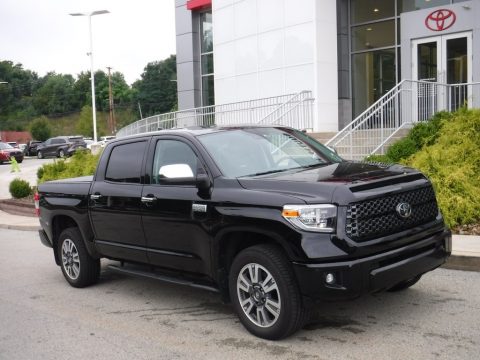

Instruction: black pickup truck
[37,126,451,340]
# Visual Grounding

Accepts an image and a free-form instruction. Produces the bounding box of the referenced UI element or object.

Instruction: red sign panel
[425,9,456,31]
[187,0,212,11]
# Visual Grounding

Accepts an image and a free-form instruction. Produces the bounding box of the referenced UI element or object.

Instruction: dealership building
[174,0,479,133]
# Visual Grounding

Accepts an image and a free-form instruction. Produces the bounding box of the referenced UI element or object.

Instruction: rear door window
[105,141,147,183]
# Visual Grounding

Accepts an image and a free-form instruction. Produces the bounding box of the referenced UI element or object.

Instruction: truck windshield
[198,127,343,178]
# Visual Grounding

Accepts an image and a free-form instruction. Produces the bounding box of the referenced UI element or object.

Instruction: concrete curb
[443,255,480,272]
[0,223,41,231]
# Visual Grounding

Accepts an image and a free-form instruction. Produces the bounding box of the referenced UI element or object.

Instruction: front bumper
[293,229,451,301]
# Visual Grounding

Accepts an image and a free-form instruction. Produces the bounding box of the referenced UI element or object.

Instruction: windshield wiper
[301,163,329,169]
[239,168,298,178]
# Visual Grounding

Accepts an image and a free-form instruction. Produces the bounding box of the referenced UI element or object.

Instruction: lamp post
[70,10,109,143]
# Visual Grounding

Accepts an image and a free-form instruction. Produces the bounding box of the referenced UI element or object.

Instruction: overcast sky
[0,0,176,85]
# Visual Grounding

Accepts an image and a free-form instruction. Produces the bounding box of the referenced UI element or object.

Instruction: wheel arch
[51,215,99,265]
[212,228,294,301]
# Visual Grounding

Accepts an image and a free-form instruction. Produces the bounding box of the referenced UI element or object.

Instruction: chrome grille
[346,186,439,242]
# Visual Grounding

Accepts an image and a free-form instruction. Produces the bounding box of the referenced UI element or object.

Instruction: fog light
[325,273,335,285]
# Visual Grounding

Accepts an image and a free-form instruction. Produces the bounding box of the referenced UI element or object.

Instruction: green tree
[0,61,38,129]
[30,116,52,141]
[132,55,177,118]
[32,73,76,115]
[76,105,94,137]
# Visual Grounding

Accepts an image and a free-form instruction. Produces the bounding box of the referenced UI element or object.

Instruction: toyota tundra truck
[37,126,451,340]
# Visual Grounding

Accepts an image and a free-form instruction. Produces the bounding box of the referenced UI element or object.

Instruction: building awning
[187,0,211,11]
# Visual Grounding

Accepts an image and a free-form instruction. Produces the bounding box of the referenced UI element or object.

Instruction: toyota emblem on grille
[425,9,456,32]
[396,203,412,219]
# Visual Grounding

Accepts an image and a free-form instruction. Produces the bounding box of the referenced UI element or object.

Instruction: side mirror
[159,164,194,178]
[196,173,211,192]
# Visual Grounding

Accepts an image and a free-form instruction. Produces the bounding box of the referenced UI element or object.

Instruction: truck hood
[237,161,423,204]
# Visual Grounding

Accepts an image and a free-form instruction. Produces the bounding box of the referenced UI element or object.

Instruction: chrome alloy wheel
[61,239,80,280]
[237,263,281,328]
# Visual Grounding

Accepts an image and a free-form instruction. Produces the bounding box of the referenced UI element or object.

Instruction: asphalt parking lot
[1,228,479,360]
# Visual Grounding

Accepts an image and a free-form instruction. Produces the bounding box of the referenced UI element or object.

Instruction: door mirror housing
[196,173,211,192]
[157,164,211,192]
[159,164,194,179]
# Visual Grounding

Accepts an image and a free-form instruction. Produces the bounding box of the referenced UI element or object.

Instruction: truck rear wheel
[58,227,100,288]
[229,244,309,340]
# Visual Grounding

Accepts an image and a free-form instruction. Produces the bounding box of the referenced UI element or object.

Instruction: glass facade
[200,11,214,106]
[350,0,469,116]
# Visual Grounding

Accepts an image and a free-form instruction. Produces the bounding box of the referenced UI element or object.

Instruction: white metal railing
[326,80,480,160]
[116,91,314,137]
[257,91,314,129]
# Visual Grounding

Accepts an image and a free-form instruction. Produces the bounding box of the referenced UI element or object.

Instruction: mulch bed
[452,223,480,236]
[0,196,36,217]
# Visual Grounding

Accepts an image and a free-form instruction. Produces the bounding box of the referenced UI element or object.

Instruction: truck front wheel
[58,227,100,288]
[229,244,309,340]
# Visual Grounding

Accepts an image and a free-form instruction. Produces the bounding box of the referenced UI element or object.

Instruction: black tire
[17,159,23,164]
[58,227,100,288]
[229,244,309,340]
[58,149,65,158]
[388,275,422,292]
[37,151,43,159]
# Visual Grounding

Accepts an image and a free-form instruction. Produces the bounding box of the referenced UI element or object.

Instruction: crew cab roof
[110,125,294,144]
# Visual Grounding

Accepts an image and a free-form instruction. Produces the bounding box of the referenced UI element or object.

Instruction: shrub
[30,116,52,141]
[9,178,33,199]
[365,111,452,163]
[37,150,101,183]
[405,109,480,228]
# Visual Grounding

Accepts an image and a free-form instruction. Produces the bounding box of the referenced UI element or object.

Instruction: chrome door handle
[141,196,156,204]
[90,194,102,200]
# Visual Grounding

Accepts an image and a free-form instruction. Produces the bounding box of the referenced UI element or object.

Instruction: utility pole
[106,66,116,134]
[138,102,143,120]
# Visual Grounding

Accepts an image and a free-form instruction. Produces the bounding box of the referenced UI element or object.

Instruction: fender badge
[192,203,207,213]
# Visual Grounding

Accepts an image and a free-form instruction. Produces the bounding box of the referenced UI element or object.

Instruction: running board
[107,264,220,293]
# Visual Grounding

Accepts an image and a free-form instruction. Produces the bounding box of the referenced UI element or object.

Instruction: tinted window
[52,138,66,144]
[105,141,147,183]
[152,140,198,184]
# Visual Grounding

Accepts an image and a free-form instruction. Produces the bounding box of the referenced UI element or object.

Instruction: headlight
[282,204,337,232]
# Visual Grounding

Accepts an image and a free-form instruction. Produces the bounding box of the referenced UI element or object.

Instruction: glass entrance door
[412,32,472,118]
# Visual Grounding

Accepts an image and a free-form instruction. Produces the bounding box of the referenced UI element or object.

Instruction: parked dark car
[0,142,24,164]
[24,140,43,156]
[36,136,87,159]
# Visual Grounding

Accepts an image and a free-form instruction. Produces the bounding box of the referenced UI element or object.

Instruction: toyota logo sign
[425,9,456,31]
[396,203,412,219]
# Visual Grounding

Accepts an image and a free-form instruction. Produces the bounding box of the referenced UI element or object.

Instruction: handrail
[117,91,315,137]
[326,80,480,160]
[257,91,311,124]
[325,80,407,146]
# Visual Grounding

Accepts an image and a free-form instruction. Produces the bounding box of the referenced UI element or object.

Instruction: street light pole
[70,10,109,143]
